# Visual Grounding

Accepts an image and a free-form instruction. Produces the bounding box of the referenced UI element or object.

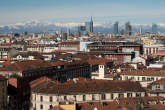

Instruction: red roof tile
[30,77,145,95]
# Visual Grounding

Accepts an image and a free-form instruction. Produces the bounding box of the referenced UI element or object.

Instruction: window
[151,77,154,81]
[125,76,128,80]
[127,93,132,98]
[163,101,165,105]
[111,94,114,100]
[49,105,53,109]
[101,94,106,100]
[136,93,141,97]
[156,85,160,89]
[50,96,53,102]
[73,95,76,101]
[64,96,67,101]
[40,104,43,109]
[83,95,86,101]
[147,77,151,81]
[40,96,43,102]
[138,77,140,81]
[118,93,124,98]
[92,94,96,100]
[126,102,130,105]
[142,77,146,81]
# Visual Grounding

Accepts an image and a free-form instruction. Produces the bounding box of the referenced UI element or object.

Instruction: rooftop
[87,42,141,47]
[119,69,165,77]
[30,77,145,95]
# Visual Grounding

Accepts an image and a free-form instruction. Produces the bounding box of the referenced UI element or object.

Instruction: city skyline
[1,0,165,25]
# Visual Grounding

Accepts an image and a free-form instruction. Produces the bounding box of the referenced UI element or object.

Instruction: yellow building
[143,39,154,45]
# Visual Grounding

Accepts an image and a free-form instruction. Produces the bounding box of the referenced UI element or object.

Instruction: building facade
[30,77,146,110]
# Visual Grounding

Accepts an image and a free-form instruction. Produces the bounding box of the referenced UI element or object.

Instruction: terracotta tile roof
[104,74,115,78]
[148,104,165,110]
[49,96,165,110]
[0,43,12,46]
[151,78,165,85]
[49,106,65,110]
[8,78,17,88]
[50,50,76,53]
[119,69,165,77]
[49,61,67,66]
[87,58,112,65]
[12,51,44,59]
[1,60,51,71]
[141,96,165,105]
[30,77,145,95]
[55,53,98,61]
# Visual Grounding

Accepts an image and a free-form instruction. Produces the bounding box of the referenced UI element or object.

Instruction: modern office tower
[67,28,70,37]
[120,29,125,35]
[78,26,87,36]
[114,21,119,35]
[85,17,93,33]
[62,32,67,41]
[152,23,157,33]
[139,26,142,35]
[90,16,93,33]
[125,22,132,36]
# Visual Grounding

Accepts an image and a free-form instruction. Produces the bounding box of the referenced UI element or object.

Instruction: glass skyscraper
[85,17,93,33]
[114,21,119,35]
[125,22,132,36]
[152,23,157,33]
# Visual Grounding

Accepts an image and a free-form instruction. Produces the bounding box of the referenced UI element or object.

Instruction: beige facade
[31,91,145,110]
[120,74,165,82]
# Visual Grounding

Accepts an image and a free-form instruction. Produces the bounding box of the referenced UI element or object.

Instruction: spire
[91,16,93,22]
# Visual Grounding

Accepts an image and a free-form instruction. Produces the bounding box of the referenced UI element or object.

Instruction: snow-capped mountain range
[0,20,165,34]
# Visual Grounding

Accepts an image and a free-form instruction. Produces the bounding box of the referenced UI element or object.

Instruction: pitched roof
[8,78,17,88]
[119,69,165,77]
[49,96,165,110]
[1,60,51,71]
[148,104,165,110]
[31,77,145,95]
[151,78,165,85]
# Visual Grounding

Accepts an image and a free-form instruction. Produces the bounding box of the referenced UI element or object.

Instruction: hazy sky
[0,0,165,25]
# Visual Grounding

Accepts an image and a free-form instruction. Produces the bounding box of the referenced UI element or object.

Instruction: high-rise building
[139,26,142,35]
[62,32,67,41]
[85,17,93,33]
[67,28,70,37]
[114,21,119,35]
[78,26,87,36]
[90,16,93,33]
[125,22,132,36]
[152,23,157,33]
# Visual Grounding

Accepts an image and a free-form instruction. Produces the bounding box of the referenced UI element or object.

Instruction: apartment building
[30,77,146,110]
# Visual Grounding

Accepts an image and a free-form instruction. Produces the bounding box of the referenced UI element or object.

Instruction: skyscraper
[90,16,93,33]
[152,23,157,33]
[85,17,93,33]
[139,26,142,35]
[113,21,119,35]
[125,22,132,36]
[78,25,87,36]
[67,28,70,37]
